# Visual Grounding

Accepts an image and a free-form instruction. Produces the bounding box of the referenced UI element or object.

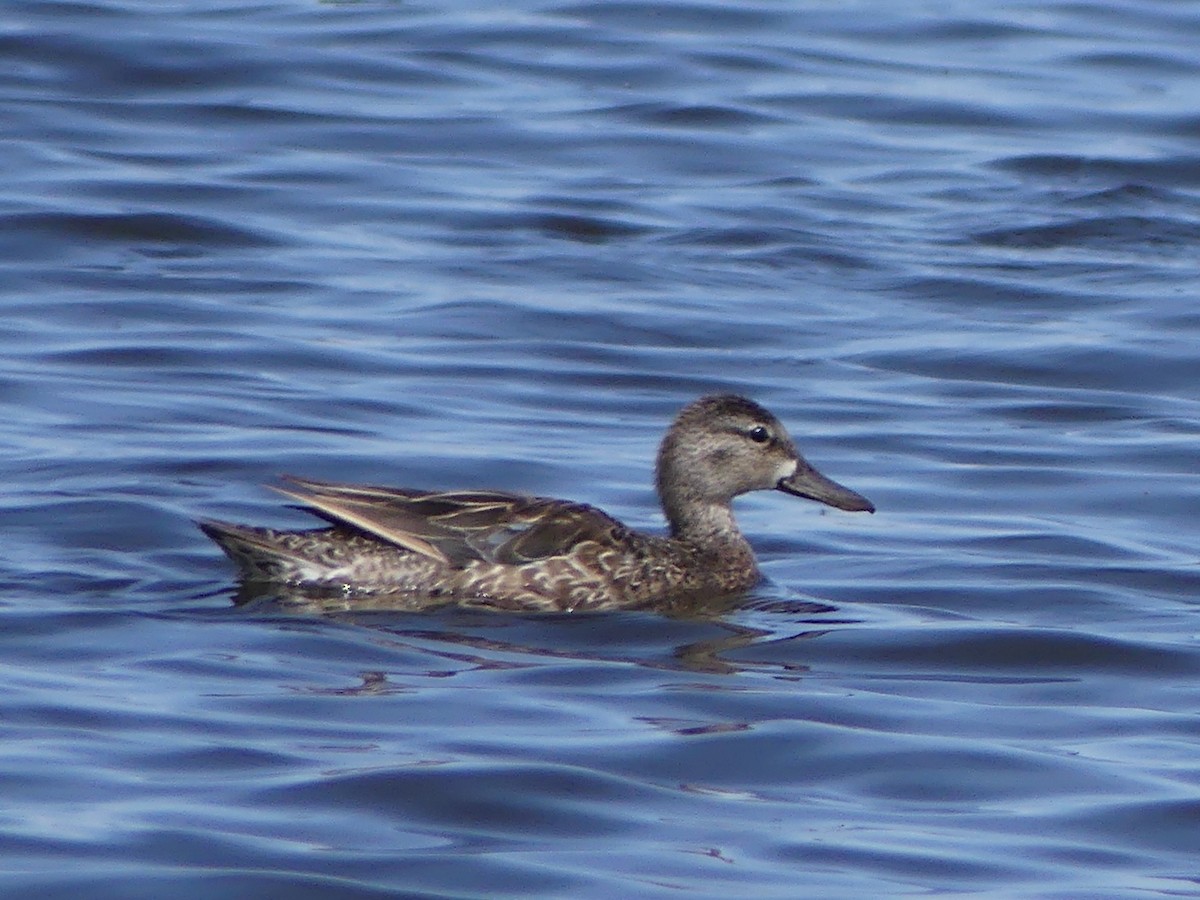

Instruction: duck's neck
[666,501,746,547]
[666,503,760,592]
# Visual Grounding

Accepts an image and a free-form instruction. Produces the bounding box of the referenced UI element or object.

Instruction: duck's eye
[746,425,770,444]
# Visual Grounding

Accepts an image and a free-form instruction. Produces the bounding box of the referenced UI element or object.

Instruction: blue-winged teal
[199,394,873,611]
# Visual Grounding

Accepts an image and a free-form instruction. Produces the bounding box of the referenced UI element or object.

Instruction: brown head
[655,394,874,538]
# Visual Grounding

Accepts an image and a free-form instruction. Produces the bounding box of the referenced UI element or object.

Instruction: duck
[198,394,874,612]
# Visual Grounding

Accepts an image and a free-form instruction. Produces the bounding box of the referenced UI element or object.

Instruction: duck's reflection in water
[231,582,853,676]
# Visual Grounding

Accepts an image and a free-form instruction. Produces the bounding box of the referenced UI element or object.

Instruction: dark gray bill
[778,463,875,513]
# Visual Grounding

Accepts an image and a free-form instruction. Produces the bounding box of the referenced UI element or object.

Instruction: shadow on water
[223,580,851,676]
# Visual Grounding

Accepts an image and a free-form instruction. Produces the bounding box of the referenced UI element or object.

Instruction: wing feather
[274,475,626,568]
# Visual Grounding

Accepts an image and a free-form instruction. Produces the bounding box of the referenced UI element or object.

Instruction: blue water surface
[3,1,1199,897]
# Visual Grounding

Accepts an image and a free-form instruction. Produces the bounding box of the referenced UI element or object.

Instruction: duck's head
[656,394,874,536]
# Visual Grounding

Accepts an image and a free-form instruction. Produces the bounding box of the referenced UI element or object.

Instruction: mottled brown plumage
[198,395,874,611]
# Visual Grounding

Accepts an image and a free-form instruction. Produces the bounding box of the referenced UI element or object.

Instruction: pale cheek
[774,459,798,482]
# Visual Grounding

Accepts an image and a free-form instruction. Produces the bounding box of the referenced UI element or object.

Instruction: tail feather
[197,519,317,583]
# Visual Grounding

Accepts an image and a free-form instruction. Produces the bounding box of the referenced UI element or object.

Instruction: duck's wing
[273,475,627,568]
